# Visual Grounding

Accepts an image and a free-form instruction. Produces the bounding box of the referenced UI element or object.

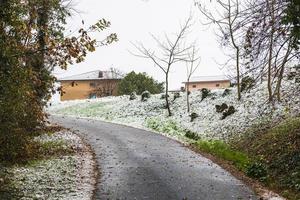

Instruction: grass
[34,140,75,160]
[146,117,187,137]
[194,140,251,171]
[56,101,112,119]
[233,117,300,200]
[0,128,78,199]
[146,116,300,199]
[146,118,252,172]
[190,117,300,200]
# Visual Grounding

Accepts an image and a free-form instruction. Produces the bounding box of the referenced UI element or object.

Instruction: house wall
[60,79,120,101]
[185,80,230,92]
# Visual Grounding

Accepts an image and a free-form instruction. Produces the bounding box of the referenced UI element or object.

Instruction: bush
[141,90,151,101]
[221,106,236,119]
[0,130,32,163]
[222,89,231,97]
[185,130,200,140]
[216,103,228,113]
[241,76,255,92]
[118,71,164,95]
[201,88,211,101]
[173,92,181,101]
[0,67,42,163]
[211,94,217,100]
[129,92,137,100]
[234,117,300,199]
[160,94,169,99]
[246,162,268,182]
[287,64,300,81]
[190,112,199,122]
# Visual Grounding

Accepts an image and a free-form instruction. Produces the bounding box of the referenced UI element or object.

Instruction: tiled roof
[183,75,230,83]
[58,70,123,81]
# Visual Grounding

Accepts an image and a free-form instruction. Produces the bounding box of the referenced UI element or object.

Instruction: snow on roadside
[1,131,96,200]
[48,80,300,141]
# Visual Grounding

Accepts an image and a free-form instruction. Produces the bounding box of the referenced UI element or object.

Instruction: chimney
[98,71,103,78]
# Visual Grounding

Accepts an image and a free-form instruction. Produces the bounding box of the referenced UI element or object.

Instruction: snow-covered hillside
[48,80,300,141]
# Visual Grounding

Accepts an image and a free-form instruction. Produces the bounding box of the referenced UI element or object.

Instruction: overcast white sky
[54,0,228,90]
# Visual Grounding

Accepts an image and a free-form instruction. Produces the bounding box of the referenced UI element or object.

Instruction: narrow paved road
[51,116,257,200]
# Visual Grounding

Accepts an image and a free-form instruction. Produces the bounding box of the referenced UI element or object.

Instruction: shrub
[0,130,32,163]
[0,67,42,163]
[141,90,151,101]
[222,89,231,97]
[185,130,200,140]
[234,117,300,199]
[160,94,169,99]
[211,94,217,100]
[190,112,199,122]
[241,76,255,92]
[216,103,228,113]
[129,92,137,100]
[246,162,268,182]
[221,106,236,119]
[201,88,211,101]
[173,92,181,101]
[287,64,300,81]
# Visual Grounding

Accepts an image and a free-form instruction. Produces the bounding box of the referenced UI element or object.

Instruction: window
[192,85,197,88]
[71,81,76,87]
[90,82,96,88]
[216,83,220,87]
[89,93,97,99]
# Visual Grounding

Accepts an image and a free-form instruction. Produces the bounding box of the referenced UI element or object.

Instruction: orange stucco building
[183,76,231,92]
[58,70,122,101]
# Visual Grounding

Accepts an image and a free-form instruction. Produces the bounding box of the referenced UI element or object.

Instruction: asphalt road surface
[51,115,257,200]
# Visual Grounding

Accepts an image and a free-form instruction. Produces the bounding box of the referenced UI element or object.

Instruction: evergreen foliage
[0,0,117,162]
[118,71,164,95]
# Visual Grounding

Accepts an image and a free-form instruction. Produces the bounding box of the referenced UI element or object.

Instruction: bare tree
[196,0,299,102]
[132,16,194,116]
[243,0,300,101]
[93,68,123,97]
[185,45,201,113]
[93,80,118,97]
[195,0,244,100]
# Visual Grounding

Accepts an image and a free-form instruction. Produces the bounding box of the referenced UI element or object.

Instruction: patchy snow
[48,80,300,141]
[261,191,287,200]
[0,131,96,200]
[45,81,300,200]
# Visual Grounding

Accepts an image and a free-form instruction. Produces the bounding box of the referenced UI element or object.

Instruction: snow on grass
[48,80,300,141]
[0,131,96,200]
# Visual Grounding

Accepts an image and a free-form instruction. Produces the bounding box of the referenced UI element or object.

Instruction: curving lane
[51,115,257,200]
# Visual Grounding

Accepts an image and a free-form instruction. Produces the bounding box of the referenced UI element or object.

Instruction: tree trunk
[228,0,241,101]
[267,53,273,102]
[37,1,48,65]
[274,42,291,101]
[186,80,190,113]
[165,73,171,116]
[236,48,241,100]
[274,66,284,101]
[35,0,49,100]
[267,0,275,102]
